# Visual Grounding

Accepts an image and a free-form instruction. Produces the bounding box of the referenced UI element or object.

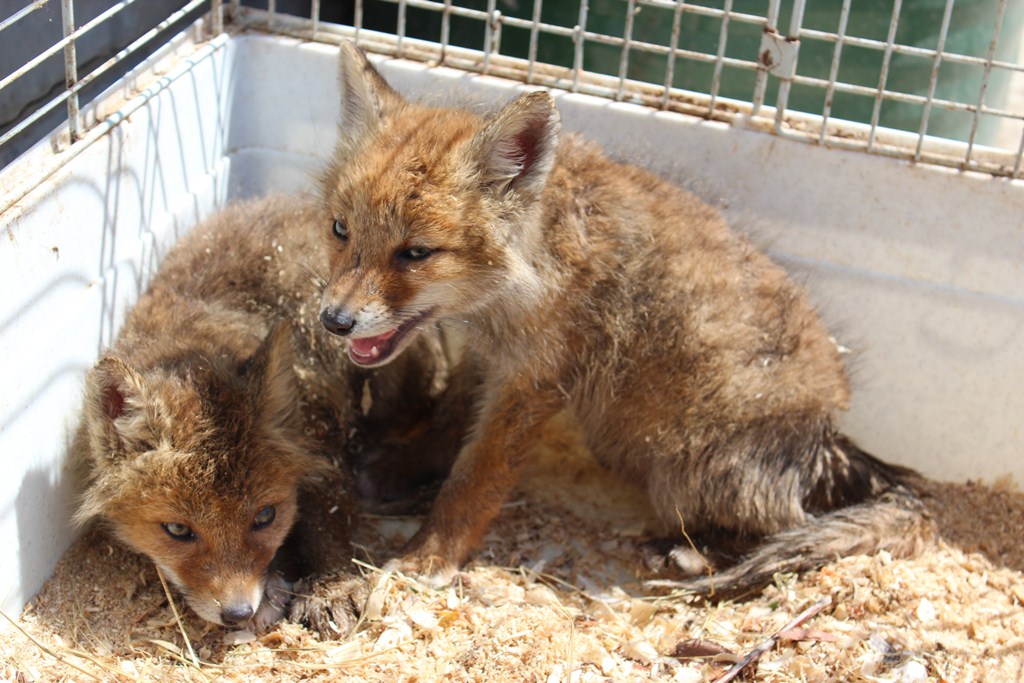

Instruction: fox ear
[468,91,560,198]
[337,40,404,143]
[249,323,301,434]
[91,356,146,423]
[81,356,150,464]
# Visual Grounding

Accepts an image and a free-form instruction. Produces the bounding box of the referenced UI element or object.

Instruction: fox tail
[649,432,934,599]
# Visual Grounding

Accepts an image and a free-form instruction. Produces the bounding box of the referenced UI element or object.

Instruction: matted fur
[73,195,458,633]
[316,42,933,595]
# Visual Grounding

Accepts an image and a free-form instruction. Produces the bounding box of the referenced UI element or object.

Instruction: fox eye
[162,522,195,542]
[331,218,349,242]
[252,505,276,530]
[398,246,433,261]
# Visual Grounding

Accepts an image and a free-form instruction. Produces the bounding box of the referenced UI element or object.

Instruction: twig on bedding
[154,567,203,672]
[715,596,832,683]
[0,607,103,681]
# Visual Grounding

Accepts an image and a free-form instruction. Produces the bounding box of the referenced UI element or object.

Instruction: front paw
[288,572,368,639]
[383,550,458,588]
[251,573,293,632]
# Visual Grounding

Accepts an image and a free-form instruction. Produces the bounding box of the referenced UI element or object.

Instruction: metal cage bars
[0,0,220,151]
[236,0,1024,180]
[0,0,228,216]
[3,0,1023,180]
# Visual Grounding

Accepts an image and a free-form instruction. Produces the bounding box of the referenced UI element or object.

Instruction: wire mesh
[2,1,1023,179]
[236,0,1024,180]
[0,0,212,169]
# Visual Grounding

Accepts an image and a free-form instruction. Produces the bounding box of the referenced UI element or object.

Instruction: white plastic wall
[2,31,1022,620]
[0,33,234,620]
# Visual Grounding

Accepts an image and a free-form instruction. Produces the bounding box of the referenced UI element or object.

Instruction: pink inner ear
[103,382,126,420]
[499,112,550,181]
[510,128,540,178]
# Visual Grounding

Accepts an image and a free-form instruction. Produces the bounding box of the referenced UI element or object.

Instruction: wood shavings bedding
[3,416,1023,682]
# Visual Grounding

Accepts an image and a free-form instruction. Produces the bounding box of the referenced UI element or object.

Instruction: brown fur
[316,43,934,594]
[73,195,457,633]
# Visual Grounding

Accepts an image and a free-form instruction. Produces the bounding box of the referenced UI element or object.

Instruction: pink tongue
[349,328,398,360]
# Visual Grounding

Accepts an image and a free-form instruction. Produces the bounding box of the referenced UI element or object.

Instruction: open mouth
[347,308,435,367]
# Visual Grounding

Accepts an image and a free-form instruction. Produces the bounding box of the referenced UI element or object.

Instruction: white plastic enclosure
[2,31,1022,621]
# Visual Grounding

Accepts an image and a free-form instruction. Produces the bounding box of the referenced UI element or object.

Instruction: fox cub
[316,43,933,595]
[74,195,455,634]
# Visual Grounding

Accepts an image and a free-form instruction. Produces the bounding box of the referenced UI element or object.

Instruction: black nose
[221,603,255,626]
[320,308,356,336]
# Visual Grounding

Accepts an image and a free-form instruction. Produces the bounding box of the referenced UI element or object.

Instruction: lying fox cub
[73,195,456,634]
[317,43,933,595]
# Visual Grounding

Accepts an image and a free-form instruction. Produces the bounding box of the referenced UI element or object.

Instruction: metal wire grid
[0,0,225,213]
[0,0,219,150]
[2,0,1023,185]
[235,0,1024,180]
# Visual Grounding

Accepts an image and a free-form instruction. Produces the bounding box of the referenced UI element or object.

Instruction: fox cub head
[319,41,561,367]
[75,326,333,627]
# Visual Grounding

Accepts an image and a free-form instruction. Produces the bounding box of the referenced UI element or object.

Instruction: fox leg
[389,379,563,584]
[354,354,481,513]
[284,462,369,637]
[252,573,294,631]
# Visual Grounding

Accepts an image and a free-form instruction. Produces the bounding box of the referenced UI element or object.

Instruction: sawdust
[3,416,1024,682]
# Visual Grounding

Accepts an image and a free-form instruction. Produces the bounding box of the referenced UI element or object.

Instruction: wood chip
[672,639,736,660]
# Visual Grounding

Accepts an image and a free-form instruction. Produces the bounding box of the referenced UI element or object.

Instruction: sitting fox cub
[317,43,933,594]
[74,195,455,633]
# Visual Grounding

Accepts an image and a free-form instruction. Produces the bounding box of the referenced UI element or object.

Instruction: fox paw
[251,574,293,632]
[641,537,719,577]
[383,554,458,588]
[288,572,368,639]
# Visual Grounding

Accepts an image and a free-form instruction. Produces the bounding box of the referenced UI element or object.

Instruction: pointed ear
[78,355,150,473]
[337,40,404,142]
[91,356,146,423]
[249,323,301,434]
[467,91,560,198]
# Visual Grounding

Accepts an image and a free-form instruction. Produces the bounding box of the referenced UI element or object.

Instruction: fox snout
[220,600,257,626]
[215,574,291,629]
[157,563,271,628]
[318,272,391,341]
[319,282,438,367]
[320,307,356,336]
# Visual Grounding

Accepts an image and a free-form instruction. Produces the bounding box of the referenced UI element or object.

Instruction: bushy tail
[651,433,935,599]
